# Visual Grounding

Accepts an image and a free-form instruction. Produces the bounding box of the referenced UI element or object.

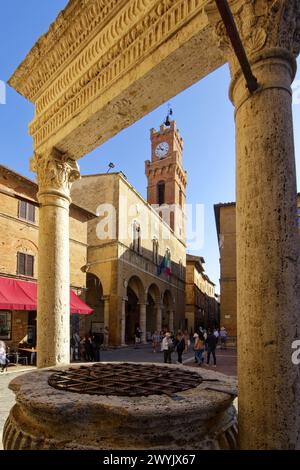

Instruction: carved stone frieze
[214,0,300,72]
[11,0,211,149]
[9,0,128,100]
[31,149,80,197]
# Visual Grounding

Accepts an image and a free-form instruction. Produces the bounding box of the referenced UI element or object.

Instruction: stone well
[3,363,237,450]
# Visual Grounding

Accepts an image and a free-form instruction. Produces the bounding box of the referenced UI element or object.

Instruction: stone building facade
[0,165,94,348]
[185,254,219,335]
[71,122,186,346]
[214,195,300,339]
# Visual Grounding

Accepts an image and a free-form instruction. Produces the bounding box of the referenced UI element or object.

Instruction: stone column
[214,0,300,449]
[156,304,162,332]
[169,310,174,333]
[121,297,127,345]
[103,296,110,332]
[139,303,147,343]
[31,149,80,368]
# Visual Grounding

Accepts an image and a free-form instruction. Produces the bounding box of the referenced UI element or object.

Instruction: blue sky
[1,1,300,290]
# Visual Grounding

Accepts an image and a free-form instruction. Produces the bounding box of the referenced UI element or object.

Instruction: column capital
[31,147,80,202]
[138,302,148,308]
[211,1,300,82]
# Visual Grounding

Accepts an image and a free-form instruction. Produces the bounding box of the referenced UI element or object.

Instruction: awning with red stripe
[0,277,93,314]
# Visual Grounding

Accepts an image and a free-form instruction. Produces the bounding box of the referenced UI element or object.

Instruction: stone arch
[146,283,160,337]
[127,275,145,300]
[125,275,145,344]
[16,238,38,253]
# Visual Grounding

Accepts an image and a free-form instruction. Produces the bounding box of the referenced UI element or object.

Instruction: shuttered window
[17,252,34,277]
[18,200,36,222]
[18,200,27,219]
[27,203,35,222]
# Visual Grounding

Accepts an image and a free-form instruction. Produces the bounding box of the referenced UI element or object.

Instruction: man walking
[206,329,217,367]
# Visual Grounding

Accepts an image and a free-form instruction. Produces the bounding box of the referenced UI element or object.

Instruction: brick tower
[145,120,187,243]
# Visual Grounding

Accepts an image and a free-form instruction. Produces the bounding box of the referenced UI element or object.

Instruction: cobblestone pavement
[0,344,237,450]
[188,348,237,376]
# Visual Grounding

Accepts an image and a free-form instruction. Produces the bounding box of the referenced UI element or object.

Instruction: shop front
[0,276,93,362]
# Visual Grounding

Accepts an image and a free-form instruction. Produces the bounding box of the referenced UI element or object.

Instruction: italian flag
[165,251,171,275]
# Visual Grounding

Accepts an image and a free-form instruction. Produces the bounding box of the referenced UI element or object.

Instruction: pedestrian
[193,333,205,366]
[92,330,103,361]
[0,340,8,372]
[220,327,227,349]
[103,326,109,350]
[162,332,173,364]
[151,331,160,353]
[84,334,94,361]
[73,331,81,360]
[80,336,86,360]
[134,323,142,348]
[206,329,217,367]
[183,330,189,353]
[174,330,185,364]
[213,327,219,345]
[30,346,36,365]
[70,334,75,361]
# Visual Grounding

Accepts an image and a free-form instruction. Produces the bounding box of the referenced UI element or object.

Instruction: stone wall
[0,167,89,289]
[218,204,237,338]
[217,197,300,338]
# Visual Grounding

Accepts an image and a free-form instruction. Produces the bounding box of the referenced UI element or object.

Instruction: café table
[18,347,37,365]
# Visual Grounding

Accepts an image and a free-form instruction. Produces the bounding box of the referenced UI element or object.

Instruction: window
[179,189,183,207]
[18,200,35,223]
[17,252,34,277]
[0,311,12,340]
[132,222,141,253]
[157,181,165,206]
[152,238,159,264]
[179,259,183,279]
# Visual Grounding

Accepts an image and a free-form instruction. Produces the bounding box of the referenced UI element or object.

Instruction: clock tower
[145,120,187,243]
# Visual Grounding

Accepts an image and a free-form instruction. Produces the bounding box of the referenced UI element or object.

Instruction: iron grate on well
[48,363,203,397]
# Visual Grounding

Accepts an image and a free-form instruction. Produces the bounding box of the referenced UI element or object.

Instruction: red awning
[69,289,93,315]
[0,277,93,314]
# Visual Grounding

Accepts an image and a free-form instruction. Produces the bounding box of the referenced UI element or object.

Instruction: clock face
[155,141,169,158]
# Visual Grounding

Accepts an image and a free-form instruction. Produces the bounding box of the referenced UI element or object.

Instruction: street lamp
[107,162,115,173]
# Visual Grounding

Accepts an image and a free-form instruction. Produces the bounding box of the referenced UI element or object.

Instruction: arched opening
[146,283,160,338]
[85,273,104,335]
[125,275,144,344]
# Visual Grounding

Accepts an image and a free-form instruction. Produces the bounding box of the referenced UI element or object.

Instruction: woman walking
[175,330,185,364]
[0,340,8,372]
[193,333,205,366]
